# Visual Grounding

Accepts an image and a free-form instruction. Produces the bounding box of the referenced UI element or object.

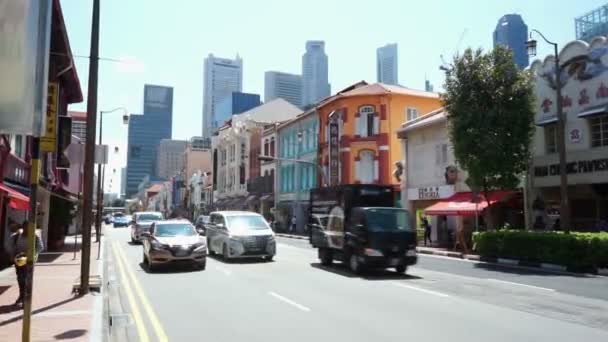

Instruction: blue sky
[60,0,607,192]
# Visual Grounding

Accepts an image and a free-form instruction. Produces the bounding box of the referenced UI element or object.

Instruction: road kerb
[111,243,151,342]
[115,243,169,342]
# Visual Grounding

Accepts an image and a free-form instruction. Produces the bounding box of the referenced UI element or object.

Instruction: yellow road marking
[115,242,170,342]
[111,243,150,342]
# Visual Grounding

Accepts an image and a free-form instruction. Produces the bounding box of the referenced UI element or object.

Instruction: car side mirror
[196,227,205,235]
[141,232,151,239]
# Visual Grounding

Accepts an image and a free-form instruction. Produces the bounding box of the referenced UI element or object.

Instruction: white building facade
[376,43,398,85]
[265,71,302,108]
[202,54,243,139]
[302,41,330,107]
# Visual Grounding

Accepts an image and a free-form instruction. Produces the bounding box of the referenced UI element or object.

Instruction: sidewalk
[0,233,104,342]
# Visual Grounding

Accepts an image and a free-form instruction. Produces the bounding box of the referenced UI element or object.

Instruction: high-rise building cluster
[493,14,529,69]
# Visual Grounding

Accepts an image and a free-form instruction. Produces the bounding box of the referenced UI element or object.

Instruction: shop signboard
[40,82,59,152]
[407,185,454,201]
[0,0,52,135]
[328,112,340,185]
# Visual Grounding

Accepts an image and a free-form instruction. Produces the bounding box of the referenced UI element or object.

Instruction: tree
[442,46,536,228]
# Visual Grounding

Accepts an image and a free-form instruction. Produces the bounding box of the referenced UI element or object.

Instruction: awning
[245,195,259,205]
[578,104,608,118]
[535,115,558,126]
[0,183,30,211]
[260,194,274,202]
[424,191,512,216]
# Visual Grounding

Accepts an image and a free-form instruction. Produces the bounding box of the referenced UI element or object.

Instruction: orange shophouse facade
[317,82,441,201]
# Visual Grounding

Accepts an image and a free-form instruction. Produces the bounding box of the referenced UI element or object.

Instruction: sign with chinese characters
[328,114,340,185]
[534,157,608,177]
[569,128,582,143]
[40,82,58,152]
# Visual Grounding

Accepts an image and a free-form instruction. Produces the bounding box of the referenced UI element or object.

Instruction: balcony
[3,153,30,186]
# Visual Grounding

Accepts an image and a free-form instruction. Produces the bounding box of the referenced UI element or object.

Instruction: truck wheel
[319,248,333,266]
[349,254,364,274]
[395,265,407,274]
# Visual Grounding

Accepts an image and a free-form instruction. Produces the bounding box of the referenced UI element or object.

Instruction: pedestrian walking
[423,217,432,246]
[291,215,297,234]
[9,221,44,306]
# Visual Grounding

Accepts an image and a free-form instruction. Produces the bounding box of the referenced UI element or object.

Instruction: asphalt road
[105,226,608,342]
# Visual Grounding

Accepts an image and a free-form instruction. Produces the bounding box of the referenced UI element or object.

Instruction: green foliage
[441,46,536,192]
[473,230,608,271]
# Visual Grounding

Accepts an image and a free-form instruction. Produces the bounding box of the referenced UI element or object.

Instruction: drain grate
[110,313,132,328]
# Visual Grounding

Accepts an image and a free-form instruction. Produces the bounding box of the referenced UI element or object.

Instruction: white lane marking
[391,282,450,298]
[418,253,480,264]
[214,265,232,276]
[268,291,311,312]
[485,278,555,292]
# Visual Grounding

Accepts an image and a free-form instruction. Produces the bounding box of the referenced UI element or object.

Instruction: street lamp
[96,107,129,242]
[526,29,570,232]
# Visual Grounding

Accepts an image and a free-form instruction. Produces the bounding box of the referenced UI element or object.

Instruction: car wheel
[319,248,333,266]
[131,236,136,244]
[349,254,364,274]
[207,238,215,255]
[197,260,206,270]
[395,265,407,274]
[222,244,230,261]
[265,255,274,262]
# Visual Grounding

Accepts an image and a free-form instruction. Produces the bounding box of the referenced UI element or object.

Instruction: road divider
[268,291,311,312]
[111,243,151,342]
[114,242,170,342]
[391,282,450,298]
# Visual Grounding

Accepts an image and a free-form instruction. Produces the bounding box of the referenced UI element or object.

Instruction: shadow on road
[138,262,202,274]
[473,262,589,278]
[207,254,272,265]
[310,262,422,281]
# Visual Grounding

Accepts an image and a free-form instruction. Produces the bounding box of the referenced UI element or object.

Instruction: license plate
[389,258,401,266]
[406,250,417,257]
[175,249,189,257]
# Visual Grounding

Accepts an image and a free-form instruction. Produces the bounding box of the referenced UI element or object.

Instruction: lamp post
[95,108,128,242]
[526,30,570,233]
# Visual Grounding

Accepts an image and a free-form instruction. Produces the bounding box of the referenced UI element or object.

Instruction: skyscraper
[265,71,302,108]
[125,85,173,197]
[157,139,188,179]
[493,14,529,69]
[376,44,398,85]
[202,54,243,139]
[301,41,330,107]
[575,4,608,42]
[214,92,261,132]
[120,167,126,198]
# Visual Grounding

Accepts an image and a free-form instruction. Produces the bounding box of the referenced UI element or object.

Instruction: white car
[205,211,276,261]
[130,211,163,243]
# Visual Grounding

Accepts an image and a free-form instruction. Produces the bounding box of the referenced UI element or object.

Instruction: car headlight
[363,248,383,257]
[150,240,166,249]
[193,242,207,251]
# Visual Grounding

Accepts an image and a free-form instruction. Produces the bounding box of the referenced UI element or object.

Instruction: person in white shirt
[10,222,44,306]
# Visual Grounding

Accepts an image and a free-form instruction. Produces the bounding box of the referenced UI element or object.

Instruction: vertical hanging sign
[40,82,58,152]
[328,111,340,185]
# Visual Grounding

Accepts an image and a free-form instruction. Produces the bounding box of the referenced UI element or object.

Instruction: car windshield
[138,214,162,221]
[155,224,197,237]
[364,208,412,232]
[226,215,270,232]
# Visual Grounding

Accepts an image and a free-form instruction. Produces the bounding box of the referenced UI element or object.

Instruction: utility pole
[80,0,100,294]
[95,112,104,243]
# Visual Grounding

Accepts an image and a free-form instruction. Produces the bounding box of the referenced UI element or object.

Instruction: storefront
[530,36,608,231]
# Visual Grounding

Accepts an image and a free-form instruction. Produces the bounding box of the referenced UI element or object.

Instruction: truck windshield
[364,208,412,232]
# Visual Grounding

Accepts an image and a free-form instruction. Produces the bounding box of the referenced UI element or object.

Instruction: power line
[51,51,125,63]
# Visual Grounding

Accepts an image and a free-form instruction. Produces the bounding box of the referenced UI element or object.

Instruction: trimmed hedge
[472,230,608,271]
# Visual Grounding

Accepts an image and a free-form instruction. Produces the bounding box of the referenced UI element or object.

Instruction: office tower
[214,92,261,132]
[264,71,302,107]
[302,41,330,107]
[425,80,434,92]
[157,139,188,179]
[576,4,608,42]
[493,14,529,69]
[202,54,243,139]
[120,167,126,197]
[376,43,398,85]
[125,85,173,197]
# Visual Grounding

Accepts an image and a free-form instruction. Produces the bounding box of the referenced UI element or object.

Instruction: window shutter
[355,116,360,136]
[373,115,380,135]
[373,159,379,182]
[355,160,361,181]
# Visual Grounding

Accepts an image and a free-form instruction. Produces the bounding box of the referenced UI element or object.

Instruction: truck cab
[309,185,417,274]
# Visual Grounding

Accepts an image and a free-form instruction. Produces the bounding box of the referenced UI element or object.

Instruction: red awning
[0,183,30,211]
[424,191,512,216]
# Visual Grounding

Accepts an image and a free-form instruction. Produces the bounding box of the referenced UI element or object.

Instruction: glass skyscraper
[125,85,173,197]
[493,14,529,69]
[214,92,261,132]
[302,41,330,107]
[376,43,398,85]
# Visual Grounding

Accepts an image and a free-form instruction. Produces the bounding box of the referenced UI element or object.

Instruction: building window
[270,137,275,157]
[14,135,23,158]
[357,105,376,137]
[435,143,448,165]
[590,114,608,148]
[358,150,375,183]
[264,139,269,156]
[545,124,558,153]
[406,107,418,121]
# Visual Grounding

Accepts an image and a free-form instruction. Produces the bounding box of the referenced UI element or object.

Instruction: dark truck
[308,185,417,274]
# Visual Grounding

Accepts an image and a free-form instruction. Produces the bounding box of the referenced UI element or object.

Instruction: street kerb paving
[0,234,104,342]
